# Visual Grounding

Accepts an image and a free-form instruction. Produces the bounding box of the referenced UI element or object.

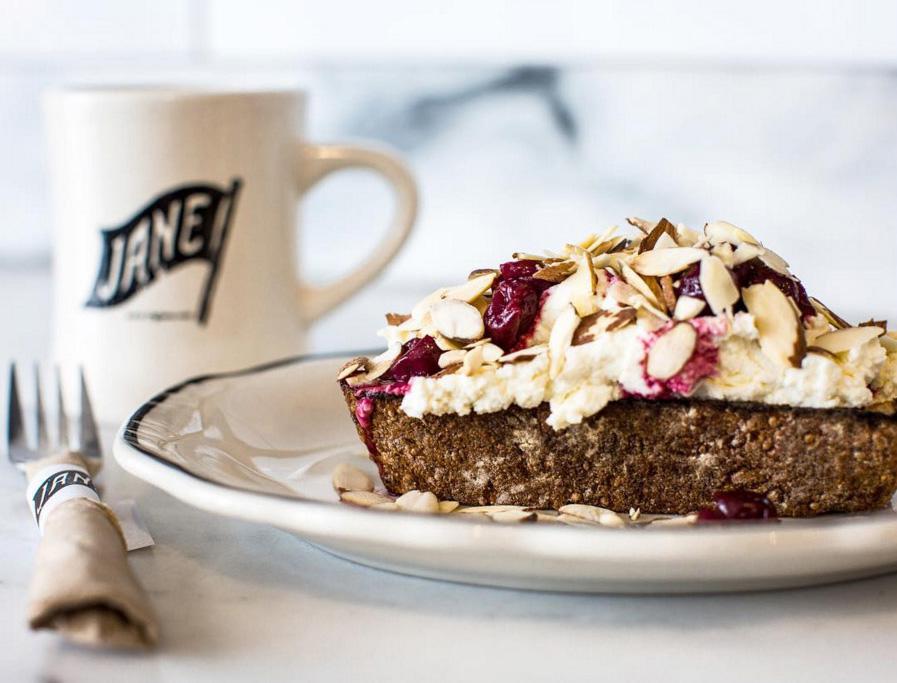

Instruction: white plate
[114,353,897,593]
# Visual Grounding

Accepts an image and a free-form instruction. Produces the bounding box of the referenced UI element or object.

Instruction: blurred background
[2,0,896,352]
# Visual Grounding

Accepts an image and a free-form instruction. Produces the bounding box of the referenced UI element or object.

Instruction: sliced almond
[533,260,577,283]
[438,500,460,514]
[699,254,739,315]
[638,217,678,253]
[646,322,697,380]
[659,275,677,311]
[468,268,499,280]
[498,344,548,363]
[548,305,580,378]
[630,247,706,277]
[558,504,611,523]
[674,295,706,320]
[732,243,763,266]
[481,343,504,363]
[433,362,463,378]
[430,299,485,343]
[438,349,467,368]
[460,344,485,375]
[385,312,410,326]
[812,326,884,354]
[626,216,655,234]
[456,505,527,514]
[331,463,374,493]
[446,272,497,303]
[810,297,850,329]
[344,345,402,386]
[742,281,807,368]
[759,247,790,274]
[337,356,368,381]
[704,220,761,247]
[880,335,897,353]
[710,242,735,267]
[590,236,627,256]
[807,345,838,360]
[340,491,393,507]
[675,224,702,247]
[618,261,663,309]
[607,307,638,331]
[597,510,627,528]
[567,247,598,316]
[371,502,400,511]
[859,319,887,334]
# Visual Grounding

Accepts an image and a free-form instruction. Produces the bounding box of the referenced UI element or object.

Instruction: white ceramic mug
[45,88,417,424]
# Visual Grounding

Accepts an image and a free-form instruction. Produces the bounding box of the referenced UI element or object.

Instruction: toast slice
[342,387,897,517]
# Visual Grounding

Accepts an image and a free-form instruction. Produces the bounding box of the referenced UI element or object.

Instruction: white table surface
[3,266,897,683]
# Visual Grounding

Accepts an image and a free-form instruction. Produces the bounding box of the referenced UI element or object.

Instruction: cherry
[697,489,778,522]
[383,335,442,382]
[732,258,815,319]
[485,278,540,350]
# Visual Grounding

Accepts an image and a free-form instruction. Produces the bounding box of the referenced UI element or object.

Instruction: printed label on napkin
[26,463,101,533]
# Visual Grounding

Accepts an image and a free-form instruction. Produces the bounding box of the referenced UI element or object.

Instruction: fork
[5,363,101,469]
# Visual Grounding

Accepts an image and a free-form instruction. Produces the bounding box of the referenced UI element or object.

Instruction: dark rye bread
[341,386,897,517]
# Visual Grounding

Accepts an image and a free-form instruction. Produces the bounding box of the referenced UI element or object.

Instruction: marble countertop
[3,267,897,682]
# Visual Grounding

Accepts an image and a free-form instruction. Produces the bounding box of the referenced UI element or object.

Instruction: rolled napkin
[24,451,158,649]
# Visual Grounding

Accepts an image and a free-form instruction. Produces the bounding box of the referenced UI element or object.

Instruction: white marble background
[1,0,896,326]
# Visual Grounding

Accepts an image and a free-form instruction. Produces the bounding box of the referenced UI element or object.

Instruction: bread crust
[342,386,897,516]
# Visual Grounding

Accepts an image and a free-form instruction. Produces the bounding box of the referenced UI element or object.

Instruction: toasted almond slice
[533,260,577,283]
[481,343,504,363]
[607,307,638,331]
[629,507,641,522]
[810,297,850,329]
[704,220,761,247]
[618,261,663,308]
[638,217,678,253]
[699,254,739,315]
[407,491,440,513]
[675,224,701,247]
[340,490,393,507]
[879,335,897,353]
[434,334,462,351]
[567,247,598,316]
[430,299,485,343]
[812,326,884,354]
[859,319,887,334]
[433,362,462,378]
[572,311,606,345]
[630,247,706,276]
[438,349,467,368]
[460,344,485,375]
[626,216,655,234]
[647,513,699,527]
[336,356,368,381]
[548,305,580,378]
[637,308,667,332]
[498,344,548,363]
[597,510,627,528]
[331,463,374,493]
[344,345,402,386]
[446,272,497,303]
[646,322,697,380]
[590,236,627,256]
[385,312,410,326]
[742,281,806,368]
[654,232,678,250]
[438,500,460,513]
[659,275,677,311]
[673,295,706,321]
[732,242,763,265]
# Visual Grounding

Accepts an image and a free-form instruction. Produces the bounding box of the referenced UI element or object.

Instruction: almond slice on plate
[810,297,851,329]
[704,220,761,247]
[430,299,485,343]
[699,254,739,315]
[742,281,806,368]
[812,326,884,354]
[549,305,580,378]
[673,295,706,321]
[646,322,697,380]
[630,247,706,277]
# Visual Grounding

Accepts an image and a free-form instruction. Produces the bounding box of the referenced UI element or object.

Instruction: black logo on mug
[85,179,242,325]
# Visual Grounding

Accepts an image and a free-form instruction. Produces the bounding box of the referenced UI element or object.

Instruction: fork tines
[5,363,101,467]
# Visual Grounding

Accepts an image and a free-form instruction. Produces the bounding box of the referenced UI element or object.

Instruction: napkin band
[27,462,100,533]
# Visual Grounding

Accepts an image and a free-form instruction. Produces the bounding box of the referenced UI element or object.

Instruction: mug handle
[295,142,418,322]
